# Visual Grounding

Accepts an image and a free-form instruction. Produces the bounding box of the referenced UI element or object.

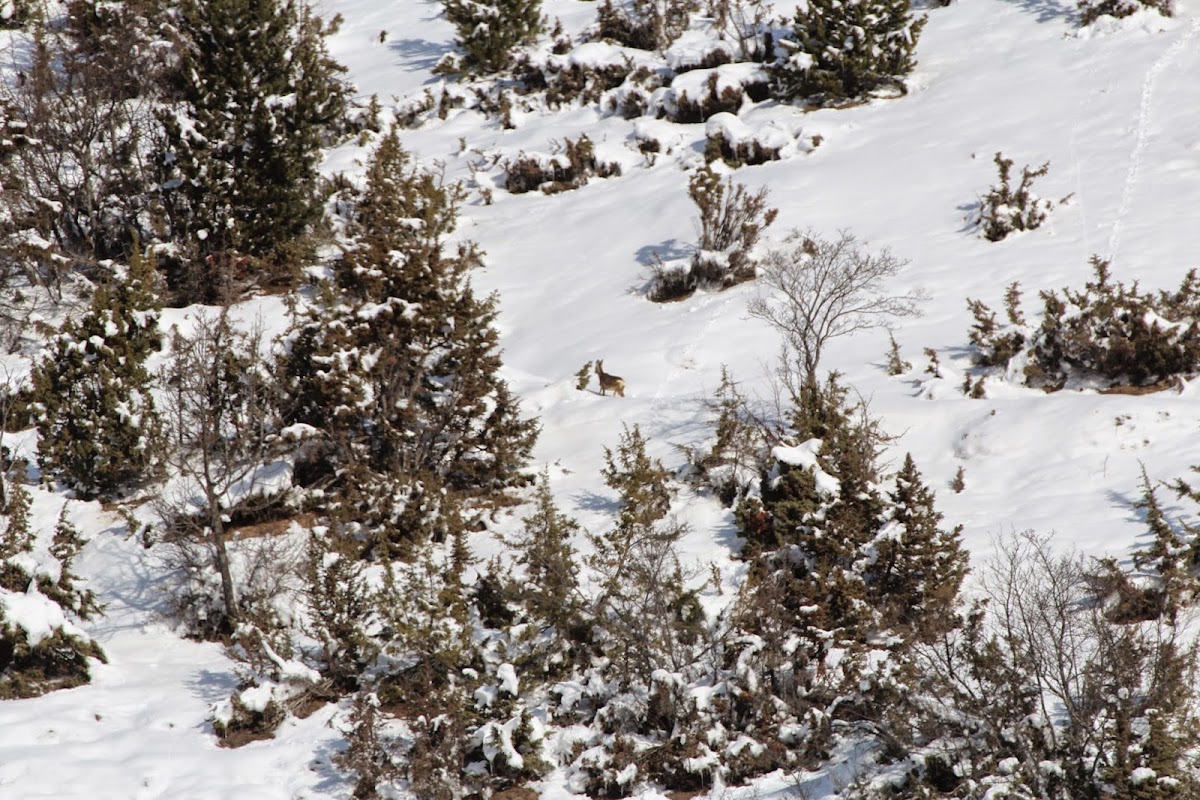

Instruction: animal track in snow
[1107,18,1200,263]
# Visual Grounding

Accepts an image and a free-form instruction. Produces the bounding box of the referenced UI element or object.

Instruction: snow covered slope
[4,0,1200,796]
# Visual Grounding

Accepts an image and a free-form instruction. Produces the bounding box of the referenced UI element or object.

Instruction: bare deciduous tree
[913,530,1200,797]
[749,229,924,385]
[706,0,775,61]
[0,26,163,266]
[155,310,292,635]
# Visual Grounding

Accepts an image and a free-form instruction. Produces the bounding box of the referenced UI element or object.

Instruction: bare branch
[749,228,925,384]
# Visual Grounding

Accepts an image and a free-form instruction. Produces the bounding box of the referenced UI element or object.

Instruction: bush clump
[649,165,776,302]
[1,480,105,699]
[668,72,746,123]
[1078,0,1171,25]
[29,248,163,500]
[504,134,621,194]
[703,129,781,166]
[976,152,1063,242]
[968,257,1200,390]
[595,0,696,52]
[440,0,545,76]
[772,0,925,104]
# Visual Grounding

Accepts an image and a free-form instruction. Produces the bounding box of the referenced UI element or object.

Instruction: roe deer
[595,359,625,397]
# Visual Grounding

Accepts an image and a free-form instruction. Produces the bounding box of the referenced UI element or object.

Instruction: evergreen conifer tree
[868,453,968,642]
[726,375,965,769]
[441,0,544,75]
[588,425,702,680]
[1,484,106,699]
[773,0,925,104]
[305,526,379,692]
[442,0,544,75]
[507,470,583,633]
[42,504,101,620]
[281,129,537,550]
[158,0,348,296]
[0,463,32,558]
[1131,469,1197,620]
[30,248,162,500]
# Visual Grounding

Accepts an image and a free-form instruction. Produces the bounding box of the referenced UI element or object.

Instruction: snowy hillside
[3,0,1200,796]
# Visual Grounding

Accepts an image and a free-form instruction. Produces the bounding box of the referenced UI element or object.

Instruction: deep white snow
[4,0,1200,796]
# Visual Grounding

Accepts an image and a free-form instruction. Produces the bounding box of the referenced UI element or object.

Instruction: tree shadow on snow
[189,668,241,708]
[709,505,746,559]
[388,38,450,80]
[1107,484,1191,569]
[635,238,692,267]
[573,489,621,514]
[956,200,981,235]
[83,526,183,639]
[308,735,352,796]
[994,0,1076,24]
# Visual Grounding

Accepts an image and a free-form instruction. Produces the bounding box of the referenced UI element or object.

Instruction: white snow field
[3,0,1200,796]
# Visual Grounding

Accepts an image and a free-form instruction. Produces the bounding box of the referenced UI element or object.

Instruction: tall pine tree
[772,0,925,104]
[868,453,968,642]
[282,129,537,551]
[31,248,162,500]
[726,375,966,770]
[158,0,348,298]
[441,0,543,75]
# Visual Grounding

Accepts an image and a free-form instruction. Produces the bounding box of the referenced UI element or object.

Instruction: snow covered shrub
[913,531,1200,799]
[0,480,105,699]
[0,0,41,28]
[440,0,544,76]
[503,134,621,194]
[703,124,782,166]
[772,0,925,104]
[708,0,775,61]
[689,165,775,280]
[501,471,586,639]
[1078,0,1171,25]
[0,623,106,700]
[545,429,716,795]
[966,280,1027,369]
[514,57,639,110]
[368,543,486,800]
[968,258,1200,390]
[669,72,746,122]
[211,622,326,746]
[976,152,1059,241]
[677,365,770,505]
[281,128,537,548]
[575,361,595,391]
[595,0,698,51]
[30,247,163,500]
[211,686,288,746]
[553,381,965,794]
[327,480,579,798]
[647,259,698,303]
[1096,471,1199,624]
[662,64,771,125]
[303,530,378,693]
[735,375,967,635]
[588,425,704,682]
[157,0,349,298]
[334,691,403,798]
[886,330,912,375]
[649,165,776,302]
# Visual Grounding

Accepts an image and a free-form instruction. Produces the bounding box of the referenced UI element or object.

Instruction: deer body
[595,360,625,397]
